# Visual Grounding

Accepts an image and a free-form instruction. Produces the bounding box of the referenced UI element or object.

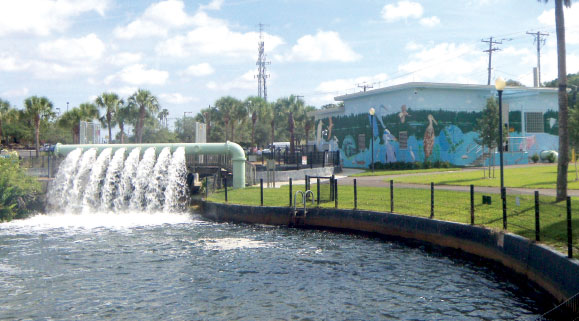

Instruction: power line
[357,82,373,92]
[481,36,511,85]
[527,31,549,87]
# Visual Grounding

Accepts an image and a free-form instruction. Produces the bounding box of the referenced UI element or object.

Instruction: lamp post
[495,77,507,229]
[369,107,375,173]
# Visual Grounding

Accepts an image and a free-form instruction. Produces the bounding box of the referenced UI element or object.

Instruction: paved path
[334,166,579,197]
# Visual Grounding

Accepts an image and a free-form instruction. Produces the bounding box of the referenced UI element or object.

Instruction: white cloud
[405,41,424,51]
[157,12,284,58]
[114,0,194,39]
[159,93,196,104]
[207,70,256,91]
[538,5,579,44]
[1,87,29,97]
[199,0,223,11]
[29,60,97,79]
[38,33,105,62]
[105,64,169,86]
[419,16,440,27]
[278,30,360,62]
[395,42,484,84]
[0,54,29,71]
[0,0,109,36]
[112,86,138,96]
[316,73,389,93]
[381,1,423,22]
[181,63,214,76]
[107,52,143,66]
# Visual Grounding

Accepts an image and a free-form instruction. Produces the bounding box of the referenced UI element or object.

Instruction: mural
[315,107,559,168]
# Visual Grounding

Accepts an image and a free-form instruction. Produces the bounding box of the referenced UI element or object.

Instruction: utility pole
[357,82,373,92]
[255,23,271,102]
[527,31,549,87]
[481,37,509,85]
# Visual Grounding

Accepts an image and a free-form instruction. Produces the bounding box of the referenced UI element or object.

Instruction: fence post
[470,185,475,225]
[390,180,394,213]
[205,177,209,199]
[354,179,357,210]
[535,191,540,242]
[310,152,313,169]
[331,175,335,201]
[430,182,434,219]
[502,187,507,230]
[317,178,321,207]
[260,178,264,206]
[322,151,326,168]
[334,179,338,209]
[305,175,309,191]
[567,196,573,259]
[289,178,293,207]
[224,177,228,203]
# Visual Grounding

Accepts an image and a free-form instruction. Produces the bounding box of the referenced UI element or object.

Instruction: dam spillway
[47,146,189,213]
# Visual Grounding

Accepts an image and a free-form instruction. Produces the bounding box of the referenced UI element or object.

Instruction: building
[311,82,560,168]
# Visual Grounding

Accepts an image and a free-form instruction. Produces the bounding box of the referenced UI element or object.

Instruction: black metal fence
[247,148,340,171]
[536,291,579,320]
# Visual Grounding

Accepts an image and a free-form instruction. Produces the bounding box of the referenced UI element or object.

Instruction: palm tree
[95,93,122,144]
[158,109,169,128]
[244,97,267,148]
[215,96,239,141]
[24,96,54,155]
[0,98,11,145]
[116,102,136,144]
[128,89,160,143]
[540,0,572,201]
[58,103,100,143]
[230,100,247,142]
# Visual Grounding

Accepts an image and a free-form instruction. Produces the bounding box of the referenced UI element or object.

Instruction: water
[2,147,552,319]
[0,212,550,320]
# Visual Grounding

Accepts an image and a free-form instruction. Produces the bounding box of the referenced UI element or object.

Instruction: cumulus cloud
[206,70,256,91]
[381,1,423,22]
[181,63,214,76]
[199,0,223,11]
[38,33,105,61]
[278,30,360,62]
[114,0,194,39]
[107,52,143,66]
[538,5,579,44]
[0,0,109,36]
[105,64,169,86]
[1,87,29,98]
[316,73,389,94]
[159,92,197,104]
[419,16,440,27]
[0,54,29,71]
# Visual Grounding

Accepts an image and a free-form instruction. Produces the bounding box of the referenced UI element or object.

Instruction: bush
[0,155,41,222]
[531,153,539,163]
[371,160,453,171]
[546,153,556,163]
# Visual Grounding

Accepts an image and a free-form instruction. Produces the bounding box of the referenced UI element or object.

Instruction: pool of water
[0,211,551,320]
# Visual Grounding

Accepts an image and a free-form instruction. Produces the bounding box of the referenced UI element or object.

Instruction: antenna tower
[256,23,271,101]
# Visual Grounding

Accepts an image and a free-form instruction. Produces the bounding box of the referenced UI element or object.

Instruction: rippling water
[0,212,551,320]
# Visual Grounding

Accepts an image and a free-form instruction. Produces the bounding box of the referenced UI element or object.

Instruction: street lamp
[495,76,507,229]
[369,107,375,173]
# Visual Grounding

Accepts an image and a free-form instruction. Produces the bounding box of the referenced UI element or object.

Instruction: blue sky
[1,0,578,126]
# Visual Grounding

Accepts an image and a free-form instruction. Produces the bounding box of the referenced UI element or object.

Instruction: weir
[54,141,246,189]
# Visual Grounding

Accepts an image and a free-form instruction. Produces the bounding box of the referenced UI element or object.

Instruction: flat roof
[334,82,559,101]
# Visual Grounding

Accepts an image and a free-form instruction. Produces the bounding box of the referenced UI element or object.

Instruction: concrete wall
[255,166,336,183]
[201,202,579,303]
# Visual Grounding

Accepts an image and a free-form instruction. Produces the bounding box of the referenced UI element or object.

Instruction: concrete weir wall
[201,202,579,302]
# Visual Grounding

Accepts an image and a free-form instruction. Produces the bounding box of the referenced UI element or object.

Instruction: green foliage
[474,97,503,151]
[0,155,41,222]
[546,152,556,163]
[531,153,540,163]
[371,160,452,171]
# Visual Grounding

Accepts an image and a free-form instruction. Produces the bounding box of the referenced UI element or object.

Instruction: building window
[358,134,366,152]
[399,131,408,149]
[525,112,544,133]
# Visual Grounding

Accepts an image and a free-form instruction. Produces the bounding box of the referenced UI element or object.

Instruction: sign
[267,159,275,170]
[302,156,308,165]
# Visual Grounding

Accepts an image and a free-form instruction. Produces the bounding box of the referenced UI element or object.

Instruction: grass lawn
[208,184,578,255]
[350,167,462,177]
[392,165,579,190]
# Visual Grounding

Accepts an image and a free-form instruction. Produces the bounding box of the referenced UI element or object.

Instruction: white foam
[198,237,275,251]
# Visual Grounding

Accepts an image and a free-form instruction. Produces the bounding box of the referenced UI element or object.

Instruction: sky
[1,0,579,127]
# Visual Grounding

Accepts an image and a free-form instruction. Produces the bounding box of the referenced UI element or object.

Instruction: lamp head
[495,77,506,91]
[369,107,375,116]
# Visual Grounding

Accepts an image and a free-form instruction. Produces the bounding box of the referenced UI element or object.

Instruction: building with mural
[311,82,560,168]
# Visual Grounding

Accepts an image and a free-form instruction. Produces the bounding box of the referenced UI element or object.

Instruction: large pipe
[54,142,246,189]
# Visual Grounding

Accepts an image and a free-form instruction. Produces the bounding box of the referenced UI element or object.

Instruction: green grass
[393,165,579,190]
[208,184,578,255]
[350,167,462,177]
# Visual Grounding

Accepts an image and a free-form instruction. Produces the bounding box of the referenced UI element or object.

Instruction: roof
[334,82,559,101]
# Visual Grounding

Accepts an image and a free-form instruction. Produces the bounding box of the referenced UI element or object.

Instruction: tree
[540,0,572,201]
[128,89,160,143]
[0,98,11,145]
[24,96,54,155]
[244,96,267,148]
[215,96,240,141]
[58,103,99,143]
[95,93,123,144]
[506,79,525,87]
[174,115,196,143]
[569,106,579,180]
[230,100,247,142]
[158,109,169,128]
[116,102,136,144]
[474,98,507,178]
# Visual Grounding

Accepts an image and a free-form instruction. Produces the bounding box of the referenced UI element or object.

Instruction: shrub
[531,153,539,163]
[0,155,41,222]
[546,153,556,163]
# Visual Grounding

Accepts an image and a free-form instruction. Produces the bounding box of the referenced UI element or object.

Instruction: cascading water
[48,146,189,213]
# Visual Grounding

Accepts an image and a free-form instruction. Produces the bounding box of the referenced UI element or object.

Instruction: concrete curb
[201,202,579,303]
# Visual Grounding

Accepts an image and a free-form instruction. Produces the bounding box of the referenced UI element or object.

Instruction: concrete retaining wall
[255,166,336,183]
[201,202,579,302]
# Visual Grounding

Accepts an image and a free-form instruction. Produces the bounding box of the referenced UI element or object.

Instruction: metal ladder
[292,190,314,225]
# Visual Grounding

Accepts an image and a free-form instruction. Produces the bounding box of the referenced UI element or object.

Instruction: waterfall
[48,147,189,213]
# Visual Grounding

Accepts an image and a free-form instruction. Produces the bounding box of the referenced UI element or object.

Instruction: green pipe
[54,142,246,189]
